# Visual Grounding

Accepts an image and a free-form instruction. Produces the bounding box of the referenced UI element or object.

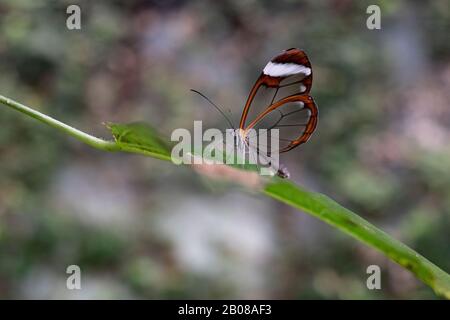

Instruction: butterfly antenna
[190,89,235,129]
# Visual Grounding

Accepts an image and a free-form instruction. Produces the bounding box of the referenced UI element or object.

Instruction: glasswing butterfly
[192,48,318,178]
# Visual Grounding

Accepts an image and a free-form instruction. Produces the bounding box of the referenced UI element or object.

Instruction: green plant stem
[0,94,120,152]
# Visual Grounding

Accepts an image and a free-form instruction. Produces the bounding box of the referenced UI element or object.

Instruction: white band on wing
[263,61,311,77]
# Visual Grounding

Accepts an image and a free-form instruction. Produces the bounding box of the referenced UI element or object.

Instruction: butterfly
[192,48,318,178]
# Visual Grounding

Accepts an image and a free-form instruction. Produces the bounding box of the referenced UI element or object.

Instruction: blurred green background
[0,0,449,299]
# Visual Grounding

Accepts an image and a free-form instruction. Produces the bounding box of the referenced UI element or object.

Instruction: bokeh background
[0,0,449,299]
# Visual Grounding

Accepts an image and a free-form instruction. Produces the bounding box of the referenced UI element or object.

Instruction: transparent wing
[239,48,313,129]
[245,94,318,155]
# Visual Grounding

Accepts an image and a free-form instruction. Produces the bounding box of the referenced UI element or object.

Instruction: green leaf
[264,179,450,299]
[106,122,173,161]
[2,94,450,298]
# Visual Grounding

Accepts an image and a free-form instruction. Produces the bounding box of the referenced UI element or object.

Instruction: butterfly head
[233,128,248,148]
